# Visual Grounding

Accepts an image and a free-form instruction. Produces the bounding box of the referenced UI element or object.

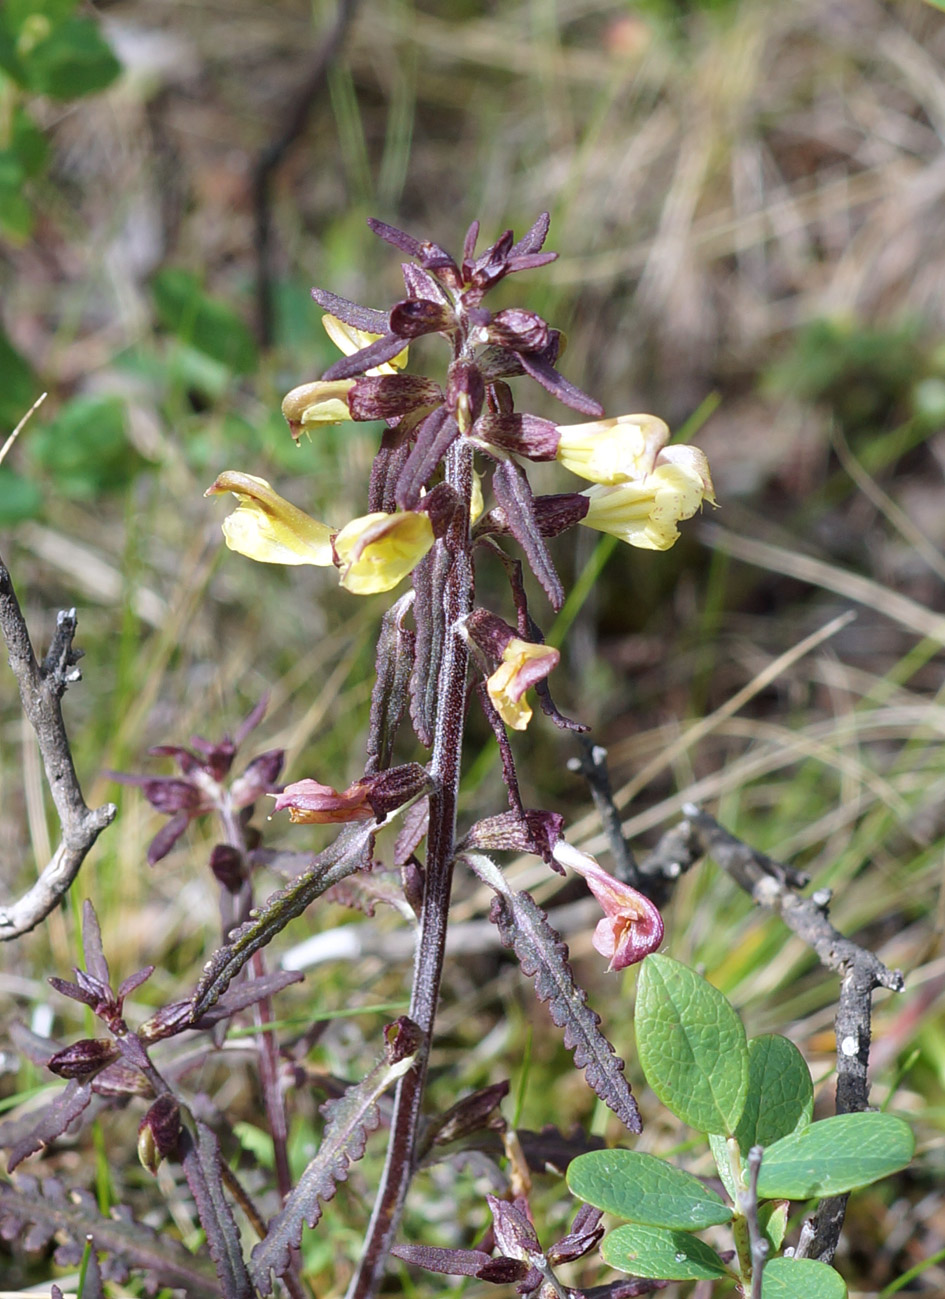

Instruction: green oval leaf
[601,1224,729,1280]
[152,269,258,374]
[761,1256,847,1298]
[756,1113,914,1200]
[568,1149,732,1230]
[25,17,121,99]
[738,1035,814,1150]
[635,954,748,1135]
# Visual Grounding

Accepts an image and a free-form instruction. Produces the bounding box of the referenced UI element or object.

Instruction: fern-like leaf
[0,1175,218,1294]
[250,1017,422,1294]
[464,852,641,1132]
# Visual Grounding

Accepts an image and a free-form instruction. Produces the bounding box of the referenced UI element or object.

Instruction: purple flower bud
[447,362,485,433]
[138,999,194,1043]
[363,762,434,819]
[389,298,455,338]
[349,375,443,421]
[485,309,550,354]
[474,412,559,461]
[48,1038,119,1079]
[209,843,245,893]
[137,1094,181,1174]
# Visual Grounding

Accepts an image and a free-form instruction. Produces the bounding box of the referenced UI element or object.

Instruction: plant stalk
[345,439,473,1299]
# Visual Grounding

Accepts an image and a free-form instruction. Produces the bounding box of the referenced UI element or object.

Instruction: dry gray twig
[0,560,115,940]
[671,804,904,1263]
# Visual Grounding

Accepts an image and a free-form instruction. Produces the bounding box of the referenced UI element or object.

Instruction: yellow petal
[322,313,409,375]
[281,379,355,431]
[579,453,712,551]
[206,471,335,566]
[334,510,435,594]
[556,414,670,485]
[487,660,534,731]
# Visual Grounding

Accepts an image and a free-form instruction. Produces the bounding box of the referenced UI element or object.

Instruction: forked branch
[0,560,115,940]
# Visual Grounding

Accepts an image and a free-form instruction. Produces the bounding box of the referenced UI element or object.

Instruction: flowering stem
[346,438,474,1299]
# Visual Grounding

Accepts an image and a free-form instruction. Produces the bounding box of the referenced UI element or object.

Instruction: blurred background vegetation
[2,0,945,1293]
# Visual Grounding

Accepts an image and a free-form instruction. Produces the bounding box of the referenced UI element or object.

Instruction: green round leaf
[636,954,749,1135]
[737,1035,814,1151]
[0,327,38,430]
[0,467,42,523]
[152,269,258,375]
[756,1113,914,1200]
[24,17,121,99]
[601,1224,729,1280]
[568,1149,732,1230]
[761,1256,847,1299]
[31,395,146,497]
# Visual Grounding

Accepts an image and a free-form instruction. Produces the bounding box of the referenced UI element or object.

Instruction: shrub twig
[0,563,115,940]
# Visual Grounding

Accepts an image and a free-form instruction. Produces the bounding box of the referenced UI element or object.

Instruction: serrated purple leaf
[80,900,110,987]
[517,349,603,416]
[310,287,389,334]
[367,217,425,258]
[510,212,551,256]
[487,890,640,1131]
[148,812,193,865]
[4,1081,93,1171]
[395,407,458,509]
[392,1243,495,1277]
[322,332,410,381]
[0,1176,218,1293]
[492,458,564,609]
[180,1123,253,1298]
[250,1025,421,1293]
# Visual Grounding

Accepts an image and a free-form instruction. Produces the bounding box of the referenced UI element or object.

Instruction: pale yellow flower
[281,379,355,437]
[334,510,435,595]
[486,638,560,731]
[205,472,334,566]
[556,413,670,485]
[579,447,715,551]
[322,313,408,375]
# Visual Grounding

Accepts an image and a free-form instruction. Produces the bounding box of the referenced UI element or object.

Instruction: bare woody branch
[0,558,116,940]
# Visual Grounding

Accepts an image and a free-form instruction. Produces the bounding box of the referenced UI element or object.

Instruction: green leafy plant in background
[0,0,121,241]
[568,954,914,1298]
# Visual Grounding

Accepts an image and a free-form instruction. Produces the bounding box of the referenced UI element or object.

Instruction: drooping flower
[273,762,431,824]
[273,778,375,824]
[281,379,355,441]
[334,510,435,595]
[579,445,715,551]
[555,413,670,485]
[486,637,560,731]
[205,471,335,566]
[552,840,663,969]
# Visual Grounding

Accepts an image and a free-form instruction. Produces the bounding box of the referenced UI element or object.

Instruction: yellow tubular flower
[579,447,715,551]
[486,638,560,731]
[322,313,409,375]
[281,379,355,436]
[205,472,335,566]
[334,511,435,595]
[555,413,670,485]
